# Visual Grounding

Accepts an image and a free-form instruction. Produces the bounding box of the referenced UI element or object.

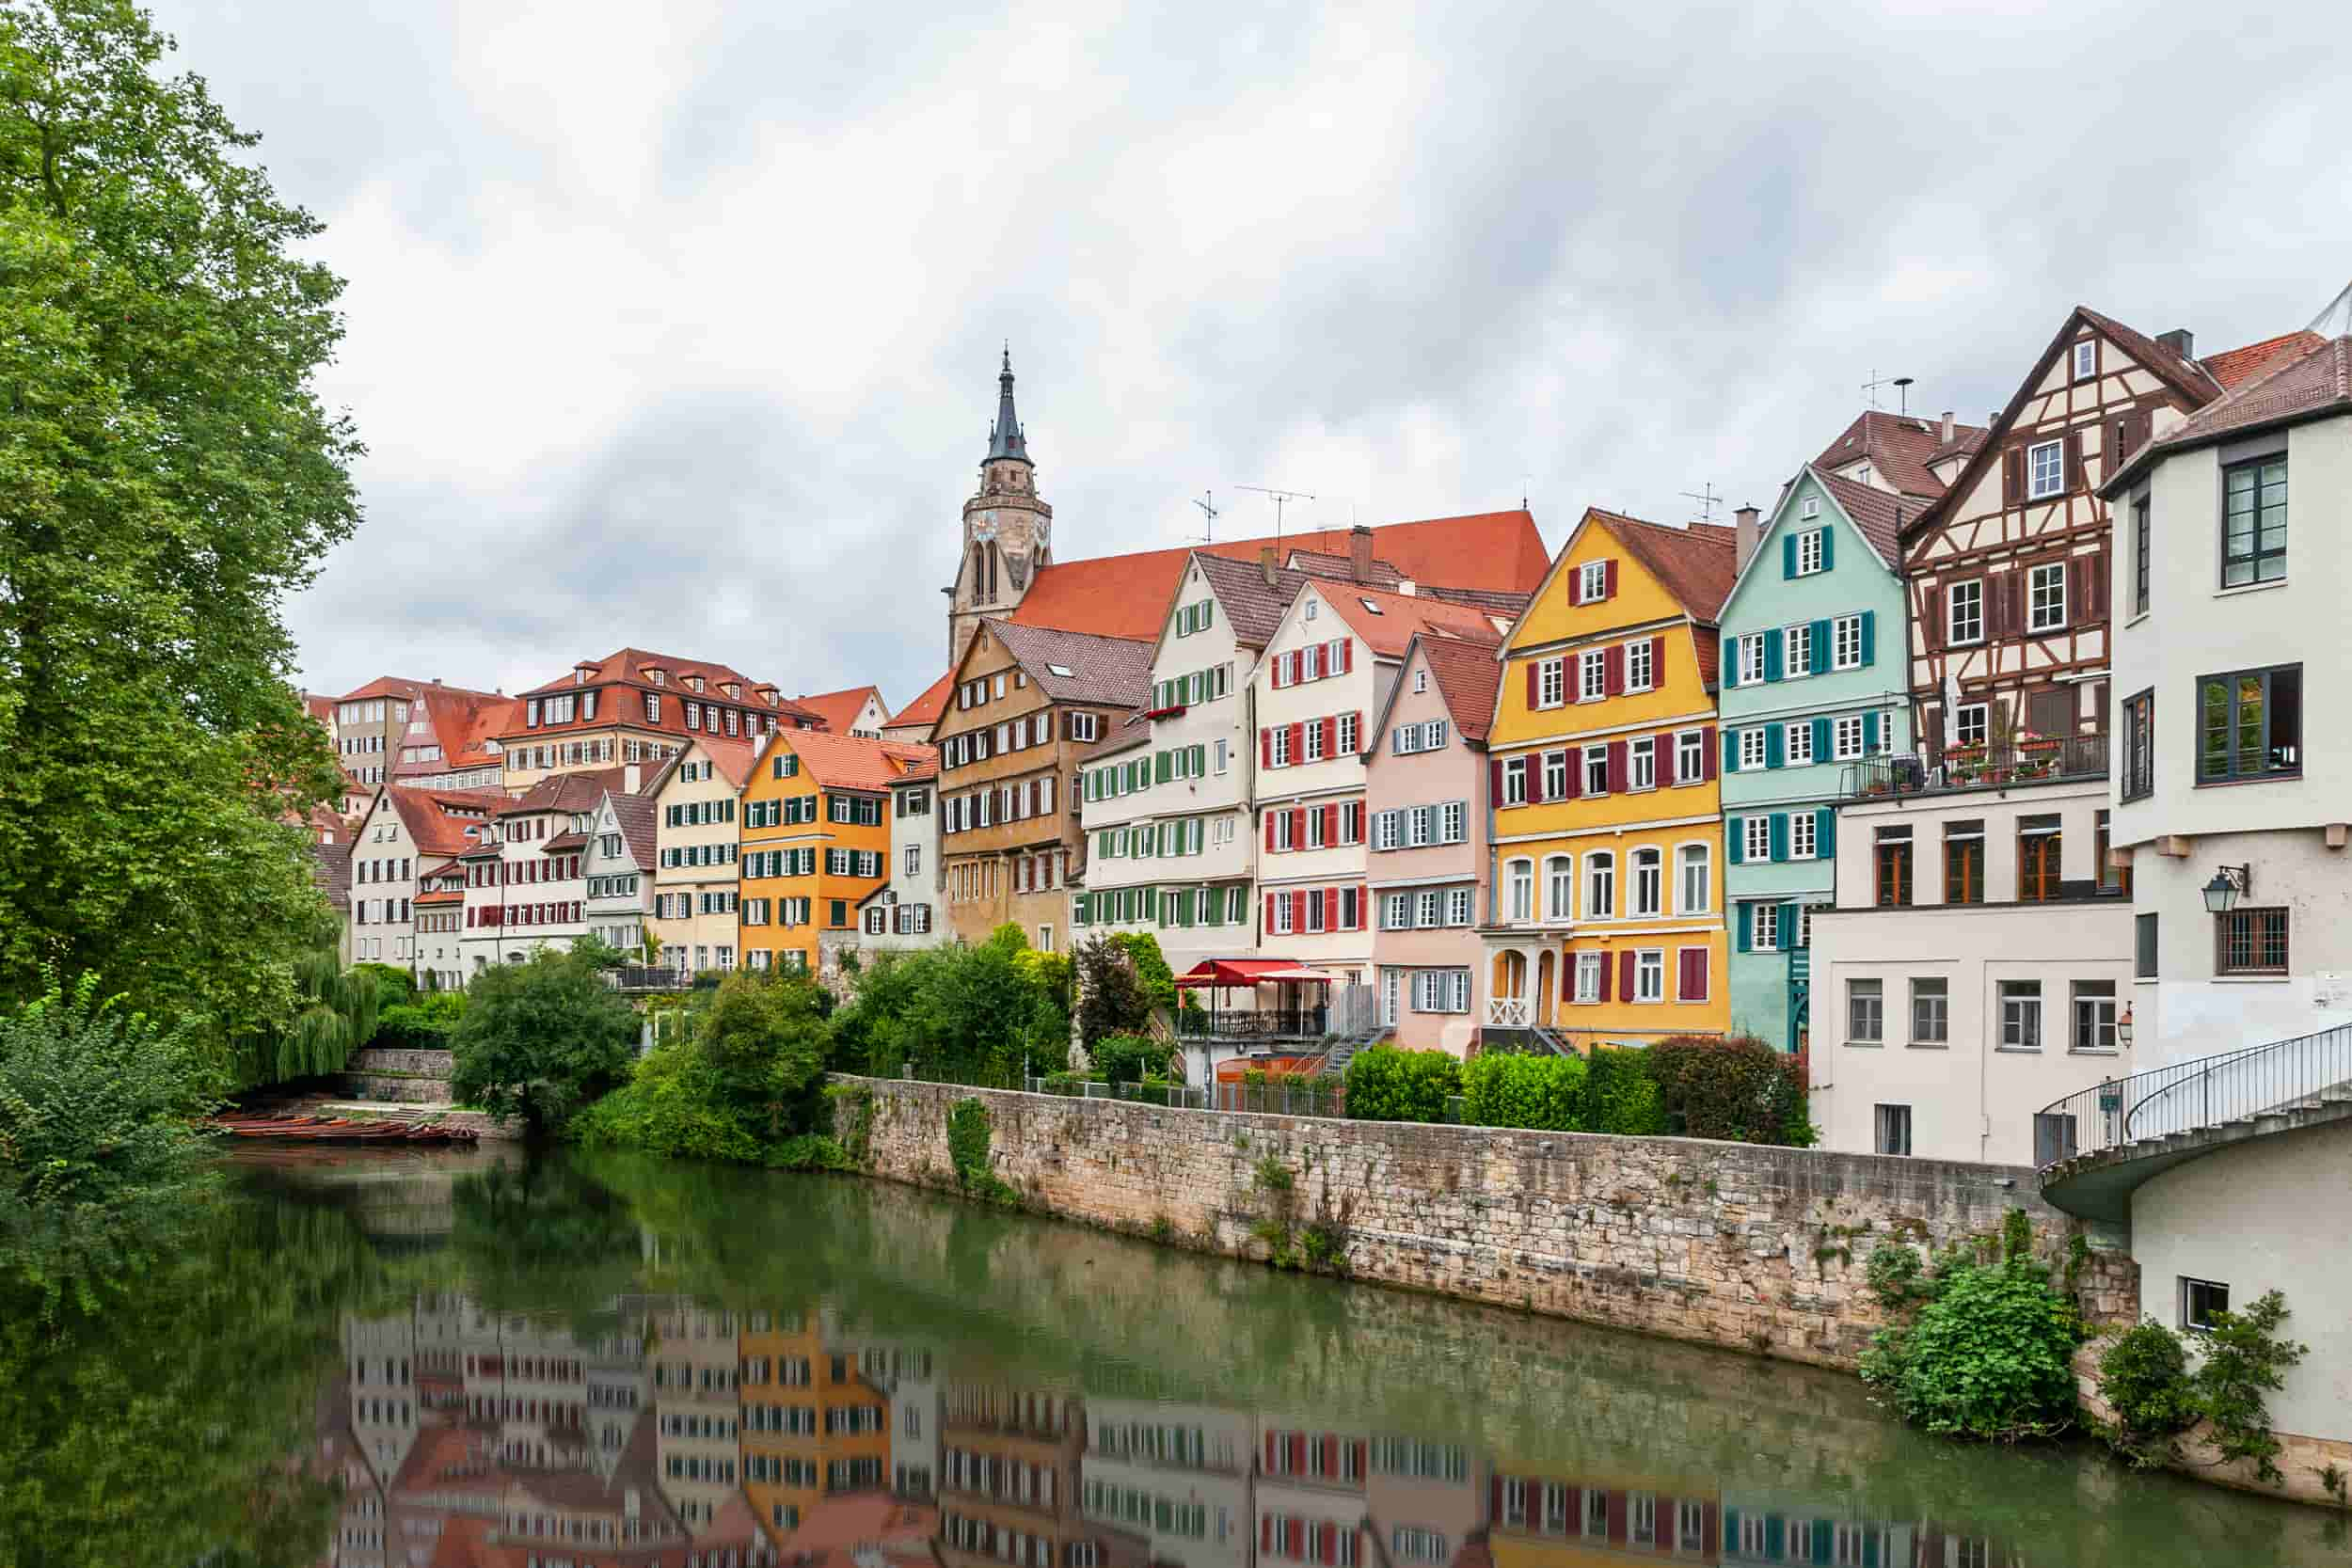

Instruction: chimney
[1939,410,1955,445]
[1348,523,1375,583]
[1733,504,1761,569]
[1258,545,1279,587]
[2156,327,2195,358]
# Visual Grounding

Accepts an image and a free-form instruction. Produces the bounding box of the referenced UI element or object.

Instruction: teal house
[1716,467,1915,1051]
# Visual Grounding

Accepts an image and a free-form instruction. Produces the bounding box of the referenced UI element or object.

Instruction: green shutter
[1201,600,1213,627]
[1764,633,1784,682]
[1190,743,1206,776]
[1781,532,1797,578]
[1813,716,1832,762]
[1724,729,1740,773]
[1783,901,1802,948]
[1864,710,1882,752]
[1767,725,1785,768]
[1727,817,1745,864]
[1860,609,1876,666]
[1818,806,1836,857]
[1811,618,1832,674]
[1736,903,1752,951]
[1155,750,1172,784]
[1189,817,1204,855]
[1770,813,1789,862]
[1819,527,1835,571]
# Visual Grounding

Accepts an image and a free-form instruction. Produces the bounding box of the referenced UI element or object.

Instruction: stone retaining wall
[838,1077,2137,1372]
[347,1046,454,1076]
[334,1074,451,1104]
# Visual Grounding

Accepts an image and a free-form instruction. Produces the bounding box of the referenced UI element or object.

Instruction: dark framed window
[2018,818,2061,902]
[2183,1277,2231,1331]
[2221,454,2286,586]
[2196,665,2300,783]
[1944,823,1984,905]
[1875,830,1913,909]
[2121,689,2155,801]
[2132,492,2152,615]
[1874,1103,1912,1157]
[2072,981,2118,1052]
[2136,912,2159,978]
[2217,907,2289,975]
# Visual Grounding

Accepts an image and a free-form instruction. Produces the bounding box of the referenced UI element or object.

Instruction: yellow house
[1482,509,1738,1050]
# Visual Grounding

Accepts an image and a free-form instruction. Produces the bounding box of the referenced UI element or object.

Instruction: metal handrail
[2031,1022,2352,1170]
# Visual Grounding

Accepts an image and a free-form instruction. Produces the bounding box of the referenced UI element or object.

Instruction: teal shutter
[1764,633,1784,682]
[1860,609,1877,665]
[1202,600,1213,627]
[1817,807,1836,857]
[1811,619,1832,674]
[1864,710,1883,752]
[1766,725,1785,768]
[1727,817,1745,864]
[1781,533,1797,578]
[1724,729,1739,773]
[1767,1517,1785,1559]
[1154,751,1172,784]
[1736,903,1752,952]
[1770,813,1789,862]
[1813,716,1832,762]
[1819,527,1835,571]
[1783,901,1801,948]
[1815,1521,1834,1565]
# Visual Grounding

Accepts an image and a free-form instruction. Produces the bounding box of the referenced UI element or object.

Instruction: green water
[3,1145,2344,1567]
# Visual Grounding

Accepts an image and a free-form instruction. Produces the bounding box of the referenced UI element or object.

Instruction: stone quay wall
[346,1047,455,1077]
[838,1077,2137,1372]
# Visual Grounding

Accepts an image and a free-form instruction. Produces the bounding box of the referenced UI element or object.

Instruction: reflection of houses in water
[737,1307,893,1546]
[1364,1435,1485,1568]
[647,1305,745,1532]
[1252,1417,1373,1568]
[1486,1465,1720,1561]
[940,1380,1151,1568]
[346,1310,424,1481]
[1717,1497,2006,1567]
[317,1373,391,1568]
[1080,1399,1252,1568]
[840,1333,942,1501]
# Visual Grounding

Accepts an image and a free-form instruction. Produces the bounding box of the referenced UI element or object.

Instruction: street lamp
[2201,864,2251,915]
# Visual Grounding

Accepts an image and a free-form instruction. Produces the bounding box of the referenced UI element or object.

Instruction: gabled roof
[2103,334,2352,496]
[332,674,503,705]
[1812,409,1984,499]
[514,646,818,721]
[981,619,1155,708]
[888,749,939,784]
[500,767,628,817]
[1809,467,1916,566]
[1192,551,1312,648]
[794,685,886,734]
[1595,511,1740,622]
[1415,633,1504,743]
[647,733,757,798]
[767,728,940,793]
[381,784,512,856]
[603,790,660,870]
[396,687,523,780]
[885,670,953,731]
[2075,307,2225,404]
[1006,509,1549,640]
[1313,581,1505,659]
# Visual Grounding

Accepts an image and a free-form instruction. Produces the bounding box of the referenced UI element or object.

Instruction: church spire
[986,343,1030,465]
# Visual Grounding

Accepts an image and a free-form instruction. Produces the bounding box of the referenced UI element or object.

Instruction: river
[5,1145,2344,1567]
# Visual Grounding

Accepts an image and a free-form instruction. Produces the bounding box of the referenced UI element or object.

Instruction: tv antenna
[1679,482,1722,522]
[1191,491,1218,543]
[1238,484,1315,542]
[1861,369,1915,414]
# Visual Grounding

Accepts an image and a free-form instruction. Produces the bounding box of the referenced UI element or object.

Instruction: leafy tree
[235,942,380,1085]
[1093,1032,1171,1086]
[696,971,831,1139]
[1343,1046,1460,1123]
[2095,1320,2199,1467]
[1109,931,1177,1012]
[448,951,636,1135]
[1074,935,1152,1049]
[0,0,358,1056]
[2191,1290,2308,1485]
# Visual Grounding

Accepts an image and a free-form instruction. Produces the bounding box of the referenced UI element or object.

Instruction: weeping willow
[237,947,381,1086]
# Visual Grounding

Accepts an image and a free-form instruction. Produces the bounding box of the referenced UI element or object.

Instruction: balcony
[1177,1007,1328,1041]
[606,965,689,993]
[1841,734,2107,800]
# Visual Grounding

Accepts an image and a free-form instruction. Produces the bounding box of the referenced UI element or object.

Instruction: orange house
[740,729,934,974]
[740,1310,891,1547]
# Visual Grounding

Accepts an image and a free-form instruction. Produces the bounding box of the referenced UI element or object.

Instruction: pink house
[1363,631,1500,1054]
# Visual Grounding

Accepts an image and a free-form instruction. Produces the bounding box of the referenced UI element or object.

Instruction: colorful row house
[1484,510,1736,1052]
[649,736,755,972]
[739,729,930,974]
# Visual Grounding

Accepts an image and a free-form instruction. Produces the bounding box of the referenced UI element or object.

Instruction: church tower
[948,348,1054,664]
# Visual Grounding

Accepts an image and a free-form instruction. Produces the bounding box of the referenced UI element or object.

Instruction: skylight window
[1359,599,1384,614]
[1047,663,1075,678]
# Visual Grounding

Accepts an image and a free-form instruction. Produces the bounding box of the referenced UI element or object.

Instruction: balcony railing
[2033,1022,2352,1169]
[1843,734,2108,800]
[607,965,689,992]
[1176,1007,1328,1040]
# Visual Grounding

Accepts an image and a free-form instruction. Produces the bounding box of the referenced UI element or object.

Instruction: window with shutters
[1632,951,1664,1002]
[1947,580,1984,644]
[1415,889,1440,928]
[1338,713,1359,753]
[1581,746,1609,795]
[1406,805,1432,847]
[2027,562,2067,631]
[1439,800,1466,843]
[1833,613,1863,669]
[1579,650,1606,702]
[1306,809,1327,849]
[1734,633,1765,686]
[1796,528,1825,575]
[1268,727,1291,768]
[1784,622,1813,676]
[1537,658,1565,707]
[1832,714,1865,761]
[1577,561,1607,601]
[1752,902,1781,952]
[1382,893,1409,930]
[1789,813,1817,859]
[1784,721,1814,766]
[1502,757,1528,806]
[2027,439,2064,499]
[1675,729,1703,783]
[1301,721,1325,764]
[1625,639,1653,691]
[1572,952,1603,1004]
[1446,886,1472,925]
[1629,736,1656,790]
[1373,811,1400,851]
[1739,728,1768,770]
[1542,750,1568,799]
[1583,851,1614,919]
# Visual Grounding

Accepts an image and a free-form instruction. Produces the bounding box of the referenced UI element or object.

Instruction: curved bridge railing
[2032,1022,2352,1170]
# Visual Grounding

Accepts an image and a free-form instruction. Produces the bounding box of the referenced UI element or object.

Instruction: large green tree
[0,0,357,1055]
[448,950,638,1135]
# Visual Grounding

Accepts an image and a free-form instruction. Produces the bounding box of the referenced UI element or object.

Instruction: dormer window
[723,683,740,700]
[689,676,705,693]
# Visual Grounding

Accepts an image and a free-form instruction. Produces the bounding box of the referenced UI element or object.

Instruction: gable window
[1537,658,1566,707]
[2027,439,2064,499]
[1577,561,1607,603]
[2222,454,2288,586]
[2218,907,2289,975]
[2122,690,2155,800]
[2072,340,2096,380]
[2133,492,2153,615]
[1833,613,1863,670]
[1412,668,1426,693]
[2027,562,2067,632]
[1625,639,1654,691]
[1784,622,1813,676]
[1802,495,1820,519]
[1677,845,1710,912]
[2197,664,2300,783]
[1947,580,1984,644]
[1734,634,1765,686]
[1579,650,1607,702]
[1797,529,1825,575]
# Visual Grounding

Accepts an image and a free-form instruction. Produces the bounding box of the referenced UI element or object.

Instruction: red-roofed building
[397,686,525,793]
[796,685,892,737]
[458,768,636,975]
[740,728,938,974]
[883,672,954,743]
[329,675,506,790]
[346,784,508,980]
[497,647,822,795]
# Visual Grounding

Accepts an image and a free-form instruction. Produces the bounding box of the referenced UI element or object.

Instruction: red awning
[1175,958,1319,989]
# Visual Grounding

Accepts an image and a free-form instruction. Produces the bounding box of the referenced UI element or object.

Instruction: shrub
[375,991,467,1050]
[1646,1035,1809,1145]
[1074,935,1154,1049]
[1863,1258,2082,1440]
[1585,1048,1667,1136]
[945,1097,1014,1202]
[1462,1051,1586,1131]
[1094,1032,1171,1085]
[2193,1290,2308,1485]
[570,1041,761,1163]
[449,950,637,1135]
[354,962,417,1006]
[1343,1046,1459,1123]
[2096,1320,2199,1466]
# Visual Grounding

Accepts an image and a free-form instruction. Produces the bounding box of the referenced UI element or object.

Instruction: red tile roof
[505,647,820,736]
[768,728,938,793]
[382,784,511,856]
[1809,467,1923,564]
[1009,509,1548,640]
[2199,329,2328,390]
[395,688,524,780]
[1590,511,1740,622]
[885,670,954,731]
[1414,634,1504,743]
[1316,581,1506,659]
[1812,409,1984,499]
[649,734,758,796]
[331,674,502,705]
[2107,334,2352,492]
[793,684,886,734]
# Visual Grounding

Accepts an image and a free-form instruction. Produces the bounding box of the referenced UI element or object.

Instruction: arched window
[1545,855,1573,921]
[1631,847,1663,916]
[1584,851,1615,920]
[1506,858,1534,923]
[1677,844,1711,913]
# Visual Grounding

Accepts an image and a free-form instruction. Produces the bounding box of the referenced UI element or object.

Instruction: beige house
[649,736,755,974]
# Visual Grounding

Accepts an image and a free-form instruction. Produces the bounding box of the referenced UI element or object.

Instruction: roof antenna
[1191,490,1218,543]
[1861,368,1909,411]
[1238,485,1316,545]
[1679,482,1722,522]
[1893,375,1915,415]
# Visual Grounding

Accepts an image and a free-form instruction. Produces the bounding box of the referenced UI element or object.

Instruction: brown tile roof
[382,784,511,856]
[1809,467,1921,564]
[886,669,954,731]
[1414,634,1503,742]
[983,619,1156,708]
[1281,546,1406,585]
[2106,334,2352,494]
[1316,582,1506,659]
[1592,511,1740,622]
[1193,551,1313,646]
[501,767,628,817]
[1008,509,1549,640]
[2076,307,2223,404]
[2200,329,2328,391]
[1692,625,1722,691]
[1812,409,1983,498]
[793,684,886,733]
[310,841,350,911]
[605,790,660,868]
[771,728,939,793]
[1927,424,1989,465]
[511,647,820,723]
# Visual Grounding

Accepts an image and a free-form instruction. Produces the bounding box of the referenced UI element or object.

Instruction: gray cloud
[145,0,2352,713]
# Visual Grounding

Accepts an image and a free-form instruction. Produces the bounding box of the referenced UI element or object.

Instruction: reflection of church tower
[948,348,1054,664]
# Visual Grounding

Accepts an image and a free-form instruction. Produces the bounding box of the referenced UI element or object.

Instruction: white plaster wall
[2130,1117,2352,1443]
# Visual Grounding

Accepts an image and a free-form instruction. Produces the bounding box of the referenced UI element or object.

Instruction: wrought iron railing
[608,965,690,992]
[2032,1022,2352,1169]
[1845,734,2108,800]
[1176,1007,1328,1040]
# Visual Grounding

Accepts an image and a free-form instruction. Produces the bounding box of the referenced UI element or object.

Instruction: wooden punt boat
[205,1112,479,1146]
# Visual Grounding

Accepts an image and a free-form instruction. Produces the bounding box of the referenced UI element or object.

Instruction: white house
[859,753,943,951]
[583,788,658,955]
[458,768,626,974]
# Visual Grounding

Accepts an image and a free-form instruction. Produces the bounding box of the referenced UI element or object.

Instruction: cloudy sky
[150,0,2352,712]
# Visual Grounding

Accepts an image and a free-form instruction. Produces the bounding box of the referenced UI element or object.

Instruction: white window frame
[1545,854,1573,922]
[1790,812,1817,860]
[1735,634,1765,686]
[1445,886,1472,926]
[1573,952,1603,1005]
[1506,859,1534,923]
[1577,561,1607,602]
[1738,728,1768,770]
[2027,438,2065,499]
[1784,621,1812,676]
[1833,714,1865,761]
[1439,800,1466,844]
[1502,757,1528,806]
[1629,736,1656,791]
[1269,727,1291,768]
[1578,650,1607,702]
[1956,702,1990,748]
[1581,746,1609,796]
[2072,339,2096,380]
[2027,562,2067,632]
[1833,612,1863,670]
[1677,843,1710,913]
[1583,851,1615,920]
[1674,729,1703,784]
[1633,950,1664,1003]
[1625,639,1653,692]
[1741,816,1771,863]
[1629,847,1662,917]
[1784,721,1814,767]
[1537,658,1566,708]
[1752,901,1781,953]
[1796,528,1824,575]
[1948,579,1983,645]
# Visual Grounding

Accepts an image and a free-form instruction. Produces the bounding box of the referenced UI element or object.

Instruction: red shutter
[1525,662,1541,707]
[1491,1477,1504,1522]
[1702,726,1718,781]
[1291,891,1307,932]
[1290,1434,1309,1474]
[1289,1520,1305,1559]
[1322,804,1339,845]
[1354,712,1364,754]
[1323,1434,1339,1476]
[1606,1491,1627,1543]
[1341,640,1353,673]
[2085,548,2110,620]
[1262,728,1275,767]
[1561,750,1581,799]
[1490,758,1505,801]
[1323,887,1340,932]
[1596,951,1613,1002]
[1564,953,1578,998]
[1264,893,1278,930]
[2003,446,2025,507]
[1617,950,1636,1000]
[1292,808,1308,847]
[1603,643,1623,696]
[1273,655,1288,689]
[1602,559,1618,598]
[1567,571,1582,607]
[1524,754,1544,805]
[1322,1527,1338,1567]
[1607,741,1627,793]
[1322,716,1338,759]
[1264,1433,1279,1472]
[1263,1516,1276,1552]
[1288,722,1305,763]
[1355,886,1368,930]
[1265,812,1279,850]
[1650,635,1666,688]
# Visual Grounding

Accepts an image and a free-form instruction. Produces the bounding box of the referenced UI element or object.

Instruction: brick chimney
[2156,327,2195,358]
[1348,524,1375,583]
[1259,545,1279,587]
[1733,504,1761,569]
[1939,410,1955,444]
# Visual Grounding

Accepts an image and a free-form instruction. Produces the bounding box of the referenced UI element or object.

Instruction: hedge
[1460,1051,1586,1131]
[1343,1046,1460,1123]
[1646,1034,1812,1146]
